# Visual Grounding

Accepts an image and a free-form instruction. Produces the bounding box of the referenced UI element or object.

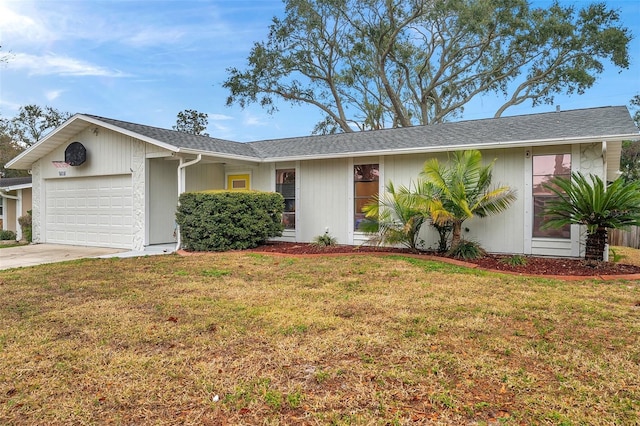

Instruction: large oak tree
[224,0,630,134]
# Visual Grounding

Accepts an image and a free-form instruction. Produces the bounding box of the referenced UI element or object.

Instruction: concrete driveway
[0,244,127,270]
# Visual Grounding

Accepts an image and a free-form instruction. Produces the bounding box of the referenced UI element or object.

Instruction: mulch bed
[246,242,640,277]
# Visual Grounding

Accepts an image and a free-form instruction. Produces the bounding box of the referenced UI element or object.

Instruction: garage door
[45,175,133,249]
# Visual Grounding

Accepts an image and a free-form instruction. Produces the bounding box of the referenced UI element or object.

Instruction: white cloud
[0,2,51,46]
[45,89,63,101]
[8,52,128,77]
[209,113,234,121]
[243,112,267,127]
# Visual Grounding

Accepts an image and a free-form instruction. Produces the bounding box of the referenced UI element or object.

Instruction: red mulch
[246,242,640,277]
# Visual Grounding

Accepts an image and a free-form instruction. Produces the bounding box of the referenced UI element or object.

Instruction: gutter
[0,190,19,200]
[175,154,202,251]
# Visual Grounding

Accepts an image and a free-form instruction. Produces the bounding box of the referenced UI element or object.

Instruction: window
[276,169,295,230]
[532,154,571,238]
[354,164,379,230]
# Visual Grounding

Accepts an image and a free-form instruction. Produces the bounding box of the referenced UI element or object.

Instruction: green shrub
[311,232,337,247]
[176,191,284,251]
[447,240,485,260]
[18,210,32,242]
[0,230,17,240]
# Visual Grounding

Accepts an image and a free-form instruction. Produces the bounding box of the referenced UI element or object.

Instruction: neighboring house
[6,106,639,257]
[0,176,32,240]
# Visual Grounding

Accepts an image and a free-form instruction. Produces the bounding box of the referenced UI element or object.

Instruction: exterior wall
[5,198,17,233]
[382,149,526,253]
[298,158,349,243]
[465,148,526,254]
[22,188,32,216]
[148,158,179,245]
[185,163,225,192]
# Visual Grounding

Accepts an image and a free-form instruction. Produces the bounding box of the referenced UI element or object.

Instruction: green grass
[0,251,639,424]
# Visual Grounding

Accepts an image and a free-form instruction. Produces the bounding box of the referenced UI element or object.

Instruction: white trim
[295,161,301,241]
[145,158,150,247]
[347,158,354,244]
[15,189,23,241]
[523,147,532,254]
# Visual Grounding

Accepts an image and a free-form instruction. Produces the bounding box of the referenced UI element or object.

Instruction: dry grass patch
[611,246,640,266]
[1,253,639,425]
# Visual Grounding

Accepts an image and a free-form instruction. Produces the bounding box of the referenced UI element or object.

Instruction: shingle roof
[0,177,32,188]
[247,106,639,159]
[83,115,261,158]
[86,106,638,161]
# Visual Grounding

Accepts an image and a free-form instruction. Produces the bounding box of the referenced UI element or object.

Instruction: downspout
[175,154,202,251]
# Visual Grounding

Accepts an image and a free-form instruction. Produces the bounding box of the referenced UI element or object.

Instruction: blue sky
[1,0,638,142]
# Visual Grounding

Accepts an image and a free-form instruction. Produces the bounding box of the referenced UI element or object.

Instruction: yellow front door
[227,174,250,190]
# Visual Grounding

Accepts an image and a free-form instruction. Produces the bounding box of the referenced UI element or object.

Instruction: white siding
[299,158,349,243]
[40,127,134,179]
[185,163,225,192]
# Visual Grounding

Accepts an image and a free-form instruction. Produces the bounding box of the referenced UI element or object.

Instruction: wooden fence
[609,226,640,249]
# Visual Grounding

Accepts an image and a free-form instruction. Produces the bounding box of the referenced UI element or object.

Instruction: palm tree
[420,150,517,248]
[361,181,428,252]
[542,172,640,261]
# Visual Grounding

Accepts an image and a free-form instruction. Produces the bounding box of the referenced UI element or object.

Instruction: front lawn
[0,253,638,424]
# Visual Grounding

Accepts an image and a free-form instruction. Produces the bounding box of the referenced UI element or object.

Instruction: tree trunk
[585,227,608,261]
[451,222,463,248]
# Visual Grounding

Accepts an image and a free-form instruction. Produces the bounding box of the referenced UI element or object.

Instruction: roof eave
[0,183,32,191]
[177,148,262,164]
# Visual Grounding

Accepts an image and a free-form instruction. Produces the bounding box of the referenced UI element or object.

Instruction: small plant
[608,248,626,264]
[0,230,17,241]
[18,210,32,242]
[501,254,528,266]
[311,231,337,247]
[447,240,485,260]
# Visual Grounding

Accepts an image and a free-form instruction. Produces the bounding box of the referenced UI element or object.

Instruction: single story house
[0,176,32,240]
[6,105,639,257]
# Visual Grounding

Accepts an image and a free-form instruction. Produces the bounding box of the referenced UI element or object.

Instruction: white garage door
[45,175,133,249]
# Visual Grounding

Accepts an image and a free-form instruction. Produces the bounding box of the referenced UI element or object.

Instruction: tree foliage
[0,122,26,178]
[173,109,209,136]
[3,105,71,147]
[631,95,640,128]
[1,105,70,176]
[361,181,428,252]
[620,96,640,184]
[620,140,640,184]
[542,172,640,261]
[224,0,630,134]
